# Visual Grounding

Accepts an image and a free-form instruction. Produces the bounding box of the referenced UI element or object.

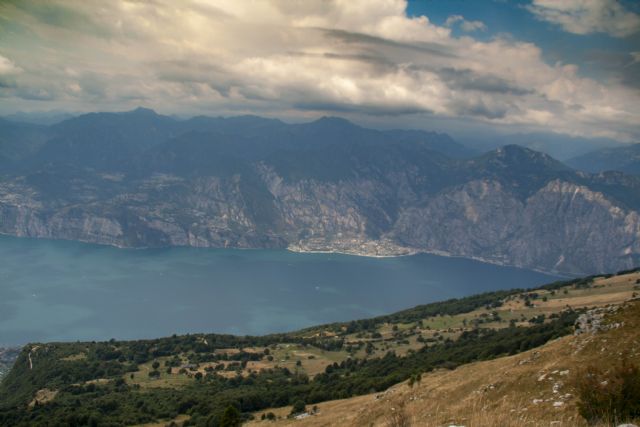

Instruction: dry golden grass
[248,298,640,427]
[132,414,190,427]
[28,388,58,408]
[60,352,87,362]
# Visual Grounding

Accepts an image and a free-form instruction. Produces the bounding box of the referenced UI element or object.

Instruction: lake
[0,235,561,346]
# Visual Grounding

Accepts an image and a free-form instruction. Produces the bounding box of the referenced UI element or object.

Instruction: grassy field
[126,357,193,389]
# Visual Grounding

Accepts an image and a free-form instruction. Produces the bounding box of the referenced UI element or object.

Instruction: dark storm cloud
[449,99,511,120]
[319,28,458,59]
[293,101,430,116]
[438,68,534,96]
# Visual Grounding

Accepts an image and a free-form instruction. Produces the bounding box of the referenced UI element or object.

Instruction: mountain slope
[249,297,640,427]
[466,131,622,161]
[0,109,639,274]
[567,143,640,175]
[0,119,49,166]
[1,270,638,426]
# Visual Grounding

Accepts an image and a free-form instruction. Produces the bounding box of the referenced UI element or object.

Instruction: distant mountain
[30,108,179,172]
[9,109,473,172]
[2,111,75,126]
[464,131,622,160]
[0,119,49,164]
[566,143,640,175]
[0,108,639,274]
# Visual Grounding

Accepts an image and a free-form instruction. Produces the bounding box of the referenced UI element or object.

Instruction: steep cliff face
[390,179,640,273]
[2,164,638,274]
[0,110,639,275]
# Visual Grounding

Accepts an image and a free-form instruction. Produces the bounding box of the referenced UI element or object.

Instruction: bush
[290,399,306,415]
[220,405,241,427]
[575,359,640,424]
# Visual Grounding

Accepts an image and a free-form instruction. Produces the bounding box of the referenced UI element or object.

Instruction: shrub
[575,359,640,424]
[220,405,241,427]
[290,399,306,415]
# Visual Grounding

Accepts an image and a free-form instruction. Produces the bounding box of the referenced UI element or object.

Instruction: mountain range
[567,143,640,175]
[0,108,639,275]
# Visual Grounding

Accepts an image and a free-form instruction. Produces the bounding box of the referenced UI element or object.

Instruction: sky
[0,0,638,143]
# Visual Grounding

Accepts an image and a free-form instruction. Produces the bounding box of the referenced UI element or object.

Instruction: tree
[408,373,421,388]
[220,405,242,427]
[366,342,375,355]
[290,399,306,415]
[152,361,160,370]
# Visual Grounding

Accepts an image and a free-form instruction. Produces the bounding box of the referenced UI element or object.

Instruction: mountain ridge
[567,142,640,175]
[0,109,639,274]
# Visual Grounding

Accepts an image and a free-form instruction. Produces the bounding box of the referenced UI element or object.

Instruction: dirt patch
[29,388,58,408]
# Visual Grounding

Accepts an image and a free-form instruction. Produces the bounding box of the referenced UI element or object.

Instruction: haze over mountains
[0,108,638,275]
[567,143,640,175]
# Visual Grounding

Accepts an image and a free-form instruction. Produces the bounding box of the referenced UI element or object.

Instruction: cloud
[0,0,637,142]
[0,55,21,75]
[444,15,487,32]
[527,0,640,38]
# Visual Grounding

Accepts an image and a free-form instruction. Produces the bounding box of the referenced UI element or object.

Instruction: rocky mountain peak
[128,107,158,116]
[491,144,567,168]
[309,116,360,130]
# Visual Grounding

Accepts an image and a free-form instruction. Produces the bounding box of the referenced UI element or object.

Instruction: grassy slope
[250,298,640,427]
[0,271,638,426]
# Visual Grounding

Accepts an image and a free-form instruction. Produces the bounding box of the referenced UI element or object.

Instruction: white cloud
[0,55,21,75]
[527,0,640,37]
[0,0,638,142]
[445,15,487,32]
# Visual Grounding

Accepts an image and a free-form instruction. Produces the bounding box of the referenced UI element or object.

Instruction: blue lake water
[0,235,561,346]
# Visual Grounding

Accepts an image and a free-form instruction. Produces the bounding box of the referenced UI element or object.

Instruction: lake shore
[287,240,574,278]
